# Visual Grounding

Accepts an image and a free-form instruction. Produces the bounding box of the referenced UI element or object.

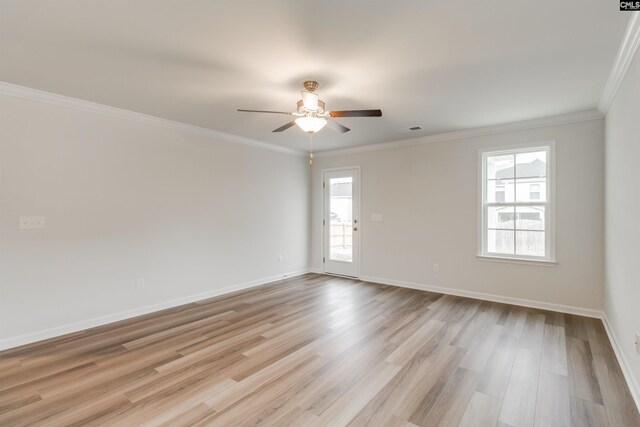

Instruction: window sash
[480,145,553,262]
[485,201,549,207]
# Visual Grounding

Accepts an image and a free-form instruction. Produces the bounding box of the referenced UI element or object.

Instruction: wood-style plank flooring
[1,274,638,426]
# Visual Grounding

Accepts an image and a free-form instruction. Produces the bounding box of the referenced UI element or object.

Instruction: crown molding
[0,80,605,159]
[598,13,640,115]
[0,81,306,157]
[315,110,603,158]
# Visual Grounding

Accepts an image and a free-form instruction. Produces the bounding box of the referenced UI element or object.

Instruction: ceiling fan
[237,81,382,134]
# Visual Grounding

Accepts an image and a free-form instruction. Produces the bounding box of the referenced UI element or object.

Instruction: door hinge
[323,257,325,263]
[323,219,325,226]
[323,182,325,189]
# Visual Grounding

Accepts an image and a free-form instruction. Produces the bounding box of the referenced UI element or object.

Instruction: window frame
[477,141,556,264]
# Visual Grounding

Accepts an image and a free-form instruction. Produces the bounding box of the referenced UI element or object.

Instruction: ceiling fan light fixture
[301,91,319,111]
[295,116,327,133]
[237,80,381,135]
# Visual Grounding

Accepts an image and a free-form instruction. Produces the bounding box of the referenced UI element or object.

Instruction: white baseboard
[602,314,640,412]
[355,274,637,412]
[0,269,310,352]
[358,275,603,318]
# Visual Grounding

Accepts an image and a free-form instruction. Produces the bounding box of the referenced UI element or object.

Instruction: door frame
[321,166,361,278]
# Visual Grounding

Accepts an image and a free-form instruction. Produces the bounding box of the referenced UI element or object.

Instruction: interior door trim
[321,166,361,279]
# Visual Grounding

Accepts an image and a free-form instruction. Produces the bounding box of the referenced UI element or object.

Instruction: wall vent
[409,126,422,131]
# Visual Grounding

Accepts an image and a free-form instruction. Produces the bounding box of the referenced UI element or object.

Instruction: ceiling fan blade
[329,109,382,118]
[272,120,297,132]
[237,109,293,115]
[326,120,351,134]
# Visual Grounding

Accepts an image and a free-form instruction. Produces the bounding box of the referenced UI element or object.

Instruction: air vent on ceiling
[409,126,422,131]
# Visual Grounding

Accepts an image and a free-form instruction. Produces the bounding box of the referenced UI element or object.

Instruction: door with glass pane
[323,168,360,277]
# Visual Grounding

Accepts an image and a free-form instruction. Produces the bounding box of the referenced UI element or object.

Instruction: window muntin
[480,144,554,262]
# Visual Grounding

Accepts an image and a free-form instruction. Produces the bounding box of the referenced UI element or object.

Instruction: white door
[323,168,360,277]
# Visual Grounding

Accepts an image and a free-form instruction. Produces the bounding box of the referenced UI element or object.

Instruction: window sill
[476,255,557,267]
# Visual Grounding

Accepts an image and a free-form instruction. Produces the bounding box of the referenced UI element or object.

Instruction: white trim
[320,165,363,172]
[314,110,602,157]
[359,271,638,411]
[602,314,640,412]
[0,81,306,157]
[598,14,640,115]
[0,269,310,351]
[358,274,603,319]
[478,141,556,263]
[0,81,605,158]
[321,166,361,278]
[476,255,557,267]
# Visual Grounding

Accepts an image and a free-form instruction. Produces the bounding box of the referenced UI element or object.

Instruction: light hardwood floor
[0,274,638,426]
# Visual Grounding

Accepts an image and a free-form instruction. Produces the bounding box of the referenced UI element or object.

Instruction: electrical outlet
[278,255,283,263]
[136,279,146,290]
[433,263,439,273]
[636,333,639,355]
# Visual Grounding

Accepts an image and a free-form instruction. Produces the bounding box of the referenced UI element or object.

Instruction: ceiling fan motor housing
[303,80,319,92]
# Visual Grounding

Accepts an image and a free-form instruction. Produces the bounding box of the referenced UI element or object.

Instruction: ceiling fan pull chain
[309,133,313,165]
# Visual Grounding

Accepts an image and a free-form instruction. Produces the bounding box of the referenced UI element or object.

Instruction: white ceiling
[0,1,630,152]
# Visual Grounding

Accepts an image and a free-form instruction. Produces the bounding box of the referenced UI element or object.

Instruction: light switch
[370,213,383,222]
[19,216,45,230]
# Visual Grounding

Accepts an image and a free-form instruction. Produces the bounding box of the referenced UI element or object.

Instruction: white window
[479,142,555,263]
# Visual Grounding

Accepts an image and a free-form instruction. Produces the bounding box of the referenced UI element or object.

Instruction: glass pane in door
[329,177,353,262]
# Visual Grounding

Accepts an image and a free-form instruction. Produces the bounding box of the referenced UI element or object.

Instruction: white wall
[604,49,640,393]
[0,94,309,348]
[311,119,605,312]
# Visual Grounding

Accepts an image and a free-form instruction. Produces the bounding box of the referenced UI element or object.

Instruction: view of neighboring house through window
[329,177,353,262]
[480,143,554,261]
[530,183,541,200]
